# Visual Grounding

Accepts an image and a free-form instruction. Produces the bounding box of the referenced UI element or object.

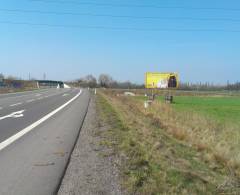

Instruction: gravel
[58,97,122,195]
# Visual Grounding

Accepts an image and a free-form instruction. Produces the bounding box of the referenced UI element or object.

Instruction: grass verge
[96,91,240,195]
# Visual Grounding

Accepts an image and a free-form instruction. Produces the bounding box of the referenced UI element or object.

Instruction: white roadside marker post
[144,101,148,109]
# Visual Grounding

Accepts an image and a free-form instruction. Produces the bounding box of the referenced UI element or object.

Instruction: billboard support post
[165,89,173,104]
[145,72,179,104]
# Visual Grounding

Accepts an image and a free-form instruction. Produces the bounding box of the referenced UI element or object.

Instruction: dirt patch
[58,97,122,195]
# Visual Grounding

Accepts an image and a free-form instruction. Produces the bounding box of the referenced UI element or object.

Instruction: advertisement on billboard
[145,72,179,89]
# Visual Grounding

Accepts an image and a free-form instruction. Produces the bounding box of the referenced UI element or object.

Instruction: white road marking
[0,89,49,100]
[0,107,2,110]
[62,94,69,97]
[44,96,49,98]
[26,99,35,103]
[0,90,82,151]
[35,94,42,97]
[37,97,43,100]
[0,110,25,121]
[0,90,38,97]
[10,102,22,107]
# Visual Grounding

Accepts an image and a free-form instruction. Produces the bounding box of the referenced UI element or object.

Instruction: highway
[0,88,90,195]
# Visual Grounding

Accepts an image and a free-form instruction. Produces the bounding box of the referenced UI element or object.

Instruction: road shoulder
[58,97,122,195]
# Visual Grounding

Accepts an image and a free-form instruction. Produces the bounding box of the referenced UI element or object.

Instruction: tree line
[179,82,240,91]
[0,73,23,81]
[1,72,240,91]
[75,74,144,89]
[75,74,240,91]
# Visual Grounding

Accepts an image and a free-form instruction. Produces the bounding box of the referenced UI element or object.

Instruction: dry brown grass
[127,95,240,177]
[97,90,240,194]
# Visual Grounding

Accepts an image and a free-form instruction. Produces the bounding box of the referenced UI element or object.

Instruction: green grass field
[172,96,240,124]
[136,94,240,124]
[149,95,240,125]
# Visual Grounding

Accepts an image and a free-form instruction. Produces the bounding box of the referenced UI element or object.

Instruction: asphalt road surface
[0,88,90,195]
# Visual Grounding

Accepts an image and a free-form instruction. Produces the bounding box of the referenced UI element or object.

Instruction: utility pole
[43,73,46,80]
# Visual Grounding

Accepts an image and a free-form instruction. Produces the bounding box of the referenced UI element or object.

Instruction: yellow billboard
[145,72,179,89]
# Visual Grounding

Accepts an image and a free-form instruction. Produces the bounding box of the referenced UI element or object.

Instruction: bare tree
[85,75,97,88]
[0,73,4,81]
[6,75,21,80]
[98,74,113,88]
[77,75,97,88]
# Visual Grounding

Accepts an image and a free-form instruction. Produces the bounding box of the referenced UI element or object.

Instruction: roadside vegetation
[96,90,240,194]
[0,75,38,94]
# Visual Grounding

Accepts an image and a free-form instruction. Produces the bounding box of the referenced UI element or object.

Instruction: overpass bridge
[37,80,64,88]
[0,79,70,89]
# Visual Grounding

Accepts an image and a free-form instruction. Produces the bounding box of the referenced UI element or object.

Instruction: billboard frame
[145,72,179,89]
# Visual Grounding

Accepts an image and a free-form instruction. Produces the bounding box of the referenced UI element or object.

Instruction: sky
[0,0,240,84]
